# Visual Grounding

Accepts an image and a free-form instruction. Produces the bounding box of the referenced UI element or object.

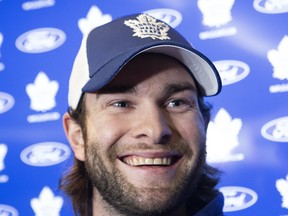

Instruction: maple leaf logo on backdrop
[26,72,59,112]
[78,5,112,35]
[267,35,288,80]
[276,174,288,209]
[197,0,235,27]
[0,32,3,58]
[0,144,8,171]
[0,32,4,71]
[206,108,244,163]
[31,186,63,216]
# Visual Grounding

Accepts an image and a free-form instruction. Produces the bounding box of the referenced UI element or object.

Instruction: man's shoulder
[190,192,224,216]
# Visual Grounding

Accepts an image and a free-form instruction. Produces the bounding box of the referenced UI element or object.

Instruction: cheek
[85,115,128,150]
[173,114,206,148]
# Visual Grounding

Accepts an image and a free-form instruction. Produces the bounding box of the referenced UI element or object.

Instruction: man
[60,13,223,216]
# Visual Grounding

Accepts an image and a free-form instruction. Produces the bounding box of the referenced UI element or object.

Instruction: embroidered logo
[124,14,170,40]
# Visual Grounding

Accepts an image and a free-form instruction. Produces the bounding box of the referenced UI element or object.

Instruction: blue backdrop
[0,0,288,215]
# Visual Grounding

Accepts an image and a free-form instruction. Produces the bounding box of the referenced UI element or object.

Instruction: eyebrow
[96,82,197,98]
[97,85,137,95]
[165,82,197,95]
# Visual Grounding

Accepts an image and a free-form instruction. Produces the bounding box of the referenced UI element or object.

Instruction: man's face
[82,54,207,215]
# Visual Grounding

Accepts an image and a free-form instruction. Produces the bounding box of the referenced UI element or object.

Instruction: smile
[122,156,180,166]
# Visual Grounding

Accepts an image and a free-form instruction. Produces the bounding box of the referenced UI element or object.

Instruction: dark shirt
[188,192,224,216]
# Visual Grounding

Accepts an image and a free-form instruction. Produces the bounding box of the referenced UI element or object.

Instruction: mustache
[108,140,204,159]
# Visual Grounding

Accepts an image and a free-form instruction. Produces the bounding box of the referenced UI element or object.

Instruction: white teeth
[123,156,173,166]
[153,158,162,165]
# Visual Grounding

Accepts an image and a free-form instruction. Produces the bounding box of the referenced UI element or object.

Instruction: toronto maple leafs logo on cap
[124,14,170,40]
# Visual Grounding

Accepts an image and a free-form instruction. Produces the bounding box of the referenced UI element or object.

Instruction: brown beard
[84,136,207,216]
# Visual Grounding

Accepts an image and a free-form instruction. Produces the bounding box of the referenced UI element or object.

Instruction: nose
[131,105,172,144]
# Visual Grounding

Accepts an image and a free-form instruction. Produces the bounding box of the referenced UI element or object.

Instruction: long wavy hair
[59,94,221,216]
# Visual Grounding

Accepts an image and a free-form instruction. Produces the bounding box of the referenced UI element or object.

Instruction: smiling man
[60,14,223,216]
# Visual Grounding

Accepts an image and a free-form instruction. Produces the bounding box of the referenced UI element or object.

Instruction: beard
[84,138,206,216]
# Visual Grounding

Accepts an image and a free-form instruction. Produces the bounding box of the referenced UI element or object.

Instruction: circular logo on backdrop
[20,142,71,166]
[261,117,288,142]
[143,8,182,28]
[213,60,250,85]
[15,27,66,53]
[0,204,18,216]
[219,186,258,212]
[0,92,15,114]
[253,0,288,14]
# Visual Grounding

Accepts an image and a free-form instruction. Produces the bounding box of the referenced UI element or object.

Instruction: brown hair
[59,96,93,216]
[59,95,220,216]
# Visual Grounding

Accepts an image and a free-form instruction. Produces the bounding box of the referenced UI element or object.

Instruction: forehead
[99,53,196,91]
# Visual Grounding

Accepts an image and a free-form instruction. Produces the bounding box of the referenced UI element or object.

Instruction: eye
[112,101,130,108]
[165,98,196,113]
[166,99,188,108]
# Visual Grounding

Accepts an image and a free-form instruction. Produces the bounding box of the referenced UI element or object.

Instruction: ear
[63,112,85,161]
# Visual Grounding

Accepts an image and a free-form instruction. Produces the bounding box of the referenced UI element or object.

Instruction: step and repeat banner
[0,0,288,215]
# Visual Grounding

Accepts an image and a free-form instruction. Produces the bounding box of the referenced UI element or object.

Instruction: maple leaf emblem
[124,14,170,40]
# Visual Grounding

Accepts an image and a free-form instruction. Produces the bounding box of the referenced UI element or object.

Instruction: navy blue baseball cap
[68,13,222,109]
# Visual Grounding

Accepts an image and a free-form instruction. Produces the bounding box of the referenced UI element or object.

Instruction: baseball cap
[68,13,222,109]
